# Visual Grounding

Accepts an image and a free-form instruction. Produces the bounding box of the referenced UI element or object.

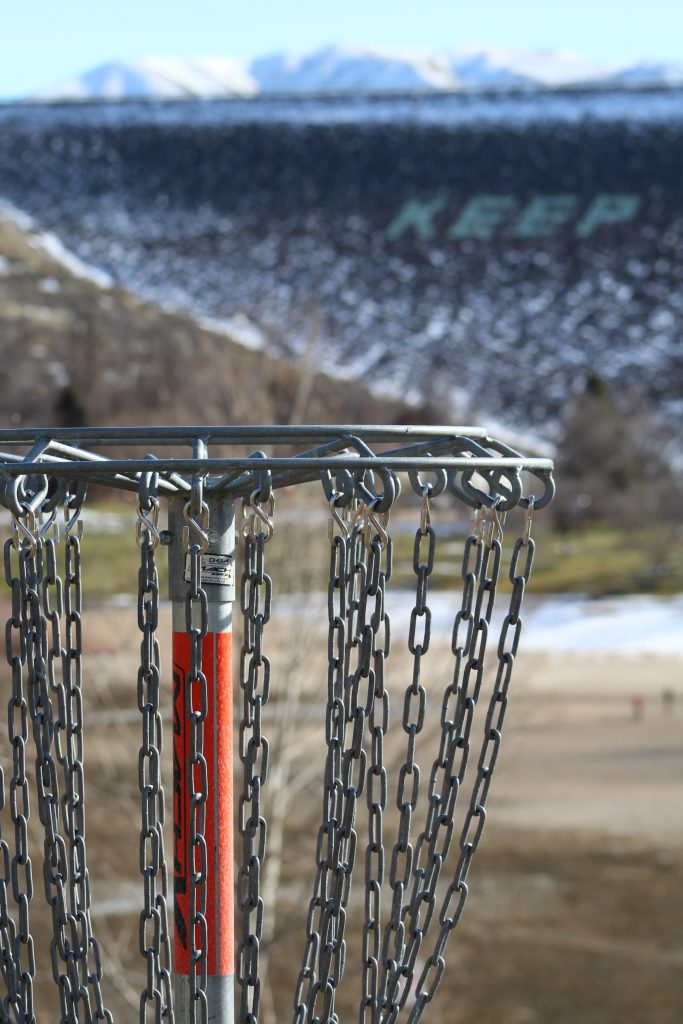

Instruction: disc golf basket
[0,425,554,1024]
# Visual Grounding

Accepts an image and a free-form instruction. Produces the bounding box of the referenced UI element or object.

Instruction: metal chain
[375,490,434,1022]
[136,486,174,1023]
[2,519,36,1024]
[293,501,360,1024]
[19,493,90,1024]
[381,504,504,1022]
[293,497,392,1024]
[404,503,534,1022]
[358,508,392,1024]
[0,435,548,1024]
[53,489,112,1023]
[20,516,53,1023]
[26,501,73,1022]
[299,502,360,1024]
[237,491,274,1024]
[183,492,210,1024]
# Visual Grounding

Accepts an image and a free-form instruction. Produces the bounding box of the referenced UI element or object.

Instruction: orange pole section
[172,630,234,979]
[169,496,236,1023]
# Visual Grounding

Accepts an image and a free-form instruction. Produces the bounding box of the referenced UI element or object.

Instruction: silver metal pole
[168,496,236,1024]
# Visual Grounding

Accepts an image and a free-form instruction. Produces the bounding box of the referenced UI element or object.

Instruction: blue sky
[1,0,681,98]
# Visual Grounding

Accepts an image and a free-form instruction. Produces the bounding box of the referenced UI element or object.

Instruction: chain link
[292,496,392,1024]
[183,496,210,1024]
[375,490,434,1022]
[237,491,274,1024]
[137,489,174,1023]
[56,490,112,1022]
[403,505,534,1021]
[3,524,36,1023]
[43,502,80,1022]
[380,506,503,1022]
[29,494,97,1022]
[358,508,392,1024]
[0,488,113,1023]
[293,502,355,1024]
[18,517,53,1021]
[294,503,355,1024]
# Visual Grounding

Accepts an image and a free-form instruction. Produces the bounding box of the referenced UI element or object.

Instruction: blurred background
[0,2,681,1022]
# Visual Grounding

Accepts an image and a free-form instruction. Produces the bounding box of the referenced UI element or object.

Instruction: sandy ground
[488,650,683,842]
[1,605,681,1023]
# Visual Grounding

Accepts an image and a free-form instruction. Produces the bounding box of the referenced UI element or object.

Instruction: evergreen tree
[55,384,88,428]
[553,374,679,529]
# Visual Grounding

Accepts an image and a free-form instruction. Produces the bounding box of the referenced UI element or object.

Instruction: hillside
[0,92,680,438]
[0,212,404,429]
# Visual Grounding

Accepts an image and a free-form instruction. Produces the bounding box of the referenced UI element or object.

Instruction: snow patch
[39,276,61,294]
[520,594,683,656]
[471,47,613,87]
[197,312,267,350]
[276,592,683,658]
[0,199,114,287]
[33,232,114,288]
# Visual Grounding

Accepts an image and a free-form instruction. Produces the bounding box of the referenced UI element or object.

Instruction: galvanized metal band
[173,975,235,1024]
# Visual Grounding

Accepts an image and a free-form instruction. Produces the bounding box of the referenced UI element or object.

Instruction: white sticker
[184,553,234,587]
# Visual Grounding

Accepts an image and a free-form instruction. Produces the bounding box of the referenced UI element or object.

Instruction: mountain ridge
[25,46,683,102]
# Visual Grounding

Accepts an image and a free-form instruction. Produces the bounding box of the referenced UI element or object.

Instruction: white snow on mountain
[25,47,683,102]
[446,50,532,88]
[250,45,456,92]
[33,57,257,101]
[479,48,610,86]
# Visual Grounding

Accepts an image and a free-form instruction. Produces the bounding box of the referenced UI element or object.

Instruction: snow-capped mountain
[23,45,683,103]
[250,46,457,93]
[33,57,257,101]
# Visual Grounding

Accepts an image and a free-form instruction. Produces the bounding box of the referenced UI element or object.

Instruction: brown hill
[0,213,409,430]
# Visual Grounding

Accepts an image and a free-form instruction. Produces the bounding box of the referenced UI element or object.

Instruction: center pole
[169,496,235,1024]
